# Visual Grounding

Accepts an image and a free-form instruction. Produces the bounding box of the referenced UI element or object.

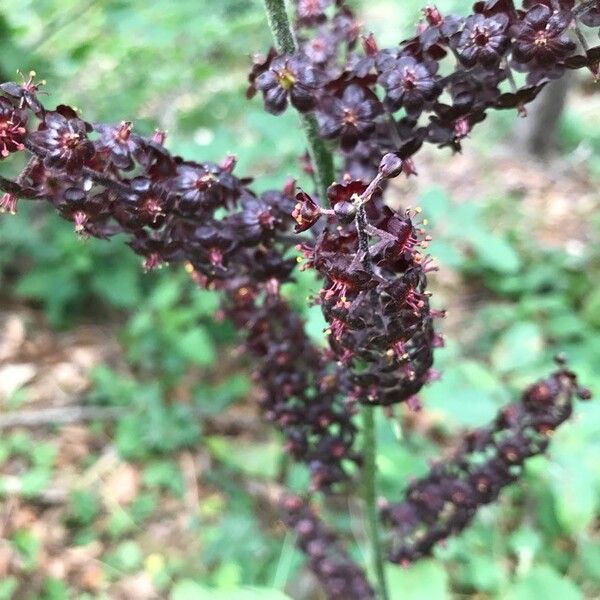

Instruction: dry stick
[262,2,390,597]
[0,404,261,434]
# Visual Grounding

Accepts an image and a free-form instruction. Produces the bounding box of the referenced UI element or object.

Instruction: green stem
[362,405,390,600]
[262,0,334,202]
[262,1,388,597]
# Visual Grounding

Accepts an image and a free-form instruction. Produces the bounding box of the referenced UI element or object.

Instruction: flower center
[402,69,417,89]
[473,27,490,47]
[115,121,132,143]
[278,68,297,90]
[534,31,549,46]
[61,132,81,149]
[342,108,358,126]
[195,173,215,190]
[258,210,275,228]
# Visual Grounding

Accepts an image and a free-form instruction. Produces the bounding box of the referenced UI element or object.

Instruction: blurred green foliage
[0,0,599,598]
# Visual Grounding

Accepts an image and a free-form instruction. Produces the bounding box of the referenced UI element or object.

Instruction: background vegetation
[0,1,598,598]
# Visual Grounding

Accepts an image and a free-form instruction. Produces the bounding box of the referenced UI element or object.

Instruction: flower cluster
[250,0,600,413]
[381,362,592,564]
[252,0,600,182]
[0,1,598,596]
[280,494,375,599]
[295,156,442,406]
[0,77,359,491]
[223,282,362,490]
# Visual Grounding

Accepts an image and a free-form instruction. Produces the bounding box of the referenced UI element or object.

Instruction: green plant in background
[0,0,599,599]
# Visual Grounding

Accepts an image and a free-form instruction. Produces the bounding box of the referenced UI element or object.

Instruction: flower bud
[333,200,357,223]
[292,191,322,232]
[378,153,404,179]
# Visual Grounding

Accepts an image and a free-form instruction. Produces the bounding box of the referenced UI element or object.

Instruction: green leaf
[469,231,521,274]
[11,528,40,571]
[0,577,17,600]
[92,266,141,308]
[305,305,328,346]
[170,581,292,600]
[459,554,505,592]
[582,286,600,328]
[42,577,69,600]
[550,458,598,534]
[386,560,449,600]
[20,468,52,498]
[419,187,450,226]
[506,565,583,600]
[171,580,213,600]
[176,328,216,365]
[143,460,185,496]
[67,490,101,526]
[579,539,600,583]
[206,437,281,479]
[491,322,543,373]
[106,540,144,573]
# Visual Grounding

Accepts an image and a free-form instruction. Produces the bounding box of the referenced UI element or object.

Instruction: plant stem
[262,0,334,202]
[361,405,390,600]
[262,2,389,596]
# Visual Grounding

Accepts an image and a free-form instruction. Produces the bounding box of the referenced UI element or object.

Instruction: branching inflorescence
[0,0,598,598]
[0,78,360,493]
[381,361,591,564]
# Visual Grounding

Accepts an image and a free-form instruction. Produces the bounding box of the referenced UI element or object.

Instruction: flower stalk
[262,1,389,597]
[263,0,334,202]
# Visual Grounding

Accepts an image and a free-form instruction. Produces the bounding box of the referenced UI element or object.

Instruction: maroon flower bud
[220,154,237,173]
[333,199,357,223]
[280,494,375,599]
[292,190,322,232]
[378,152,404,178]
[424,6,444,27]
[152,129,167,145]
[361,32,379,56]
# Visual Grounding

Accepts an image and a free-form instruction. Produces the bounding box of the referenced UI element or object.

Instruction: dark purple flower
[512,4,576,65]
[57,187,111,234]
[317,85,382,151]
[0,98,27,159]
[454,13,510,67]
[292,190,322,232]
[378,56,439,114]
[255,54,322,115]
[302,31,338,65]
[94,121,143,170]
[0,71,44,114]
[30,106,94,173]
[578,0,600,27]
[227,196,279,244]
[170,161,239,215]
[0,193,17,214]
[296,0,331,26]
[246,48,277,99]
